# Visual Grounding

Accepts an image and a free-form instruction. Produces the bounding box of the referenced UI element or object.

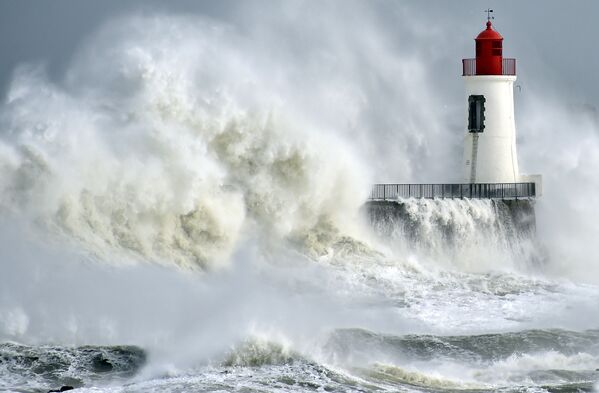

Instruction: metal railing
[462,58,477,76]
[462,58,516,76]
[502,58,516,75]
[369,183,535,201]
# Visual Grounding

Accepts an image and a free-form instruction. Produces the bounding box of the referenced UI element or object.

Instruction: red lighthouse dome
[476,20,503,41]
[462,19,516,76]
[475,21,503,75]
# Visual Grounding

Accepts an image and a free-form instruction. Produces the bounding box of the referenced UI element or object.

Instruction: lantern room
[475,21,503,75]
[462,20,516,76]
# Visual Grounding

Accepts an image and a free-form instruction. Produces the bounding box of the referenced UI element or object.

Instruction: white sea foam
[359,347,599,390]
[0,16,370,269]
[367,198,541,275]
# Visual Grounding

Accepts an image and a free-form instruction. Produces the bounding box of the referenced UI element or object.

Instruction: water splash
[0,16,370,269]
[365,198,542,273]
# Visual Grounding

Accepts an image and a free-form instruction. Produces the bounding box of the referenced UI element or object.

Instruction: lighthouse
[461,17,521,184]
[368,14,540,201]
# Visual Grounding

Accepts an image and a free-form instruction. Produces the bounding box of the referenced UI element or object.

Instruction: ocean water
[1,12,599,393]
[2,198,598,393]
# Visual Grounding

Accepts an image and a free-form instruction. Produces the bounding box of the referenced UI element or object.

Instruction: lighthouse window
[492,41,502,56]
[468,95,486,133]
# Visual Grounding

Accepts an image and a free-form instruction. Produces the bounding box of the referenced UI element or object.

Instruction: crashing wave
[365,198,543,273]
[0,342,145,390]
[0,16,370,269]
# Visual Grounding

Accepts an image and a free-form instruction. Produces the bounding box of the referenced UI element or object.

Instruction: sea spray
[0,14,549,275]
[364,198,541,273]
[0,16,370,269]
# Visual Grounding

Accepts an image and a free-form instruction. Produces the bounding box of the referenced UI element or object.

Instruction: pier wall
[363,199,539,267]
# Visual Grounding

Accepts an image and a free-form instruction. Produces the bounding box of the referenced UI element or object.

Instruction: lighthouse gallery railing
[462,58,516,76]
[369,182,535,201]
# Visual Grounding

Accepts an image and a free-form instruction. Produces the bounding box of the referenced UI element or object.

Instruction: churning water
[1,12,599,393]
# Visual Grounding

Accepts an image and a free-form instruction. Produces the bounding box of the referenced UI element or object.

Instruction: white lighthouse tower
[461,16,531,187]
[368,15,541,202]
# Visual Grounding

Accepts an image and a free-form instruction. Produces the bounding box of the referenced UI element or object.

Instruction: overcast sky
[1,0,598,105]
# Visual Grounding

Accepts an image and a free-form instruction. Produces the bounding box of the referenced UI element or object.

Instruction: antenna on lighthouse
[485,9,494,22]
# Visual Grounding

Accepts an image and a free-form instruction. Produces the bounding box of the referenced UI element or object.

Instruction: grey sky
[1,1,598,105]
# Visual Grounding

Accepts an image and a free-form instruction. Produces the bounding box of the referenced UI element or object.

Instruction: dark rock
[48,386,74,392]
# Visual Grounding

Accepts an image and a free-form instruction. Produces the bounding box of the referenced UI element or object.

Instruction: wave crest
[0,15,369,269]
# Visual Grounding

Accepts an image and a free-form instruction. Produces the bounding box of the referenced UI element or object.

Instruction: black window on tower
[468,95,486,133]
